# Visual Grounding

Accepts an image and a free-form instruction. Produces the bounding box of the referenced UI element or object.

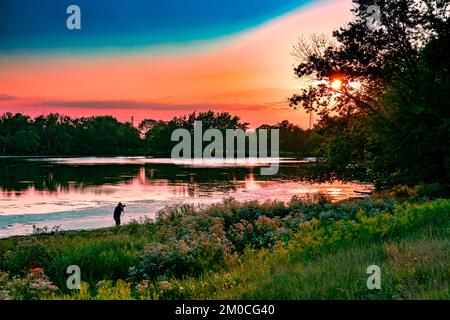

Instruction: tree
[0,113,38,154]
[138,111,249,156]
[257,120,319,156]
[33,113,74,154]
[290,0,450,186]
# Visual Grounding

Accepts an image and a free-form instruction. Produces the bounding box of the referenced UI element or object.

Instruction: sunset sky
[0,0,353,128]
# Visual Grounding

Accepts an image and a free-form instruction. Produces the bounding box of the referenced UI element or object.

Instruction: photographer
[113,202,125,226]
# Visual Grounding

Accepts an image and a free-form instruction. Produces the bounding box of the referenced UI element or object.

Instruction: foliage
[0,110,321,157]
[0,268,58,300]
[290,0,450,186]
[0,192,449,300]
[0,113,141,155]
[257,120,320,156]
[213,237,449,300]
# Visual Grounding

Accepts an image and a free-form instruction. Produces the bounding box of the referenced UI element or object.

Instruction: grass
[207,236,449,300]
[0,191,449,300]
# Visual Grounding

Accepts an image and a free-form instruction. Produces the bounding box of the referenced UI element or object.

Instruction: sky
[0,0,353,128]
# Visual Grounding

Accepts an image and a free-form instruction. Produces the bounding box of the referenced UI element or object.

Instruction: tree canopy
[0,111,317,157]
[290,0,450,186]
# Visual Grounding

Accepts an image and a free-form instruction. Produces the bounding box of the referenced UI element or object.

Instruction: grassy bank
[0,189,449,300]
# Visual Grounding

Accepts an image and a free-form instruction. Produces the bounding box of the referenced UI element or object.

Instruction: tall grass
[0,194,449,300]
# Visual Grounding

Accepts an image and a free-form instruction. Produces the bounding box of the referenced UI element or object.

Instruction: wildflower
[97,280,106,287]
[136,280,150,291]
[30,268,44,277]
[0,290,12,300]
[159,281,172,291]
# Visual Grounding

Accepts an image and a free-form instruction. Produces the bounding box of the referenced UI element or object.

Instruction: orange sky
[0,0,353,128]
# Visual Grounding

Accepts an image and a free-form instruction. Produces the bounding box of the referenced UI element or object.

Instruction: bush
[129,231,231,281]
[0,240,50,275]
[129,243,195,281]
[0,268,58,300]
[285,199,450,258]
[95,280,133,300]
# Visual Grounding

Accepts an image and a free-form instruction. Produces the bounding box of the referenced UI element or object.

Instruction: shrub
[95,280,133,300]
[286,199,450,259]
[0,240,50,275]
[0,268,58,300]
[129,242,196,281]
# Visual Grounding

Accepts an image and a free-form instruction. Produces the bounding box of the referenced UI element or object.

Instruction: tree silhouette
[290,0,450,185]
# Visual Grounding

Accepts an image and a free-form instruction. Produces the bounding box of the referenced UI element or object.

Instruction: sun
[330,79,343,90]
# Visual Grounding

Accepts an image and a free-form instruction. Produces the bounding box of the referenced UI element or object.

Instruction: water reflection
[0,157,309,198]
[0,157,372,237]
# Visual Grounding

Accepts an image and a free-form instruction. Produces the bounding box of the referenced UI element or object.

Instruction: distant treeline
[0,111,320,156]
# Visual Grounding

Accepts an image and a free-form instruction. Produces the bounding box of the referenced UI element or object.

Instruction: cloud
[31,99,273,112]
[0,94,17,101]
[263,100,292,110]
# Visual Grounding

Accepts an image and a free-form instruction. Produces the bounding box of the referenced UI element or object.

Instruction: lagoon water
[0,157,372,238]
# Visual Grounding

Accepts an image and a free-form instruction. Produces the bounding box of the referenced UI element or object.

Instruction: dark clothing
[113,204,124,226]
[113,205,123,219]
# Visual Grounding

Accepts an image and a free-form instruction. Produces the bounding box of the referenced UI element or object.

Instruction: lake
[0,157,372,238]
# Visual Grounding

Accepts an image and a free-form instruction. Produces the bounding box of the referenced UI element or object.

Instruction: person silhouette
[113,202,125,226]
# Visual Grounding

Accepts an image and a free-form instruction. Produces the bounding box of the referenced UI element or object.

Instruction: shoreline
[0,193,370,240]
